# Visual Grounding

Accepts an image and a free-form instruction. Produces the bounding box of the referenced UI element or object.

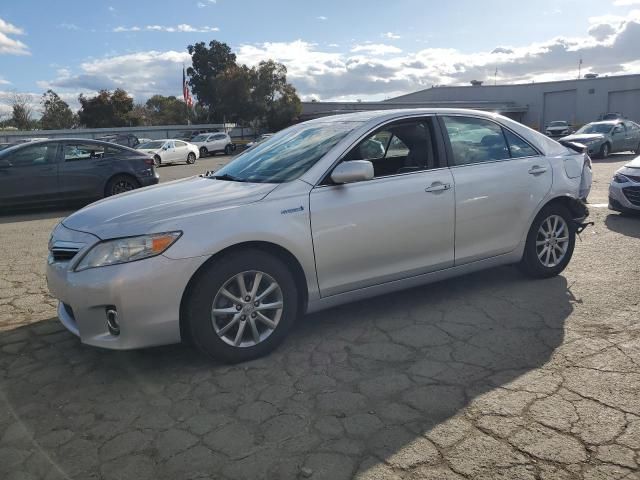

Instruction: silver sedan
[47,109,592,362]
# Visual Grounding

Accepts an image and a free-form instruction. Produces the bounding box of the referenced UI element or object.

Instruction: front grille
[51,247,80,262]
[624,174,640,183]
[623,186,640,206]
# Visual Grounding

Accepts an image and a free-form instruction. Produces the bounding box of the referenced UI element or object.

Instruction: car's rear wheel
[185,249,299,363]
[186,152,196,164]
[105,174,139,197]
[600,143,610,158]
[199,147,208,158]
[153,155,161,167]
[518,204,576,278]
[224,144,232,155]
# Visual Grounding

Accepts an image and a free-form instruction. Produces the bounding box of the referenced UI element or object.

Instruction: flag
[182,66,193,108]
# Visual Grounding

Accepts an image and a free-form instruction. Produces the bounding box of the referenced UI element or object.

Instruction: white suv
[191,132,234,157]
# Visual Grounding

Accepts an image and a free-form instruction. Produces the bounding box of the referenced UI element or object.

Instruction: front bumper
[46,224,207,350]
[609,181,640,212]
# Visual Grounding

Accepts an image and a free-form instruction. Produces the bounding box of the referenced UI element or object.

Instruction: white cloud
[0,76,10,85]
[0,17,30,55]
[351,43,403,55]
[316,16,328,21]
[113,24,219,33]
[613,0,640,5]
[197,2,207,7]
[382,32,401,40]
[198,0,216,6]
[57,23,80,31]
[35,9,640,103]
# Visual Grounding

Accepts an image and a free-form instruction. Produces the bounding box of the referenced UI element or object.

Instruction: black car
[95,133,140,148]
[0,139,159,208]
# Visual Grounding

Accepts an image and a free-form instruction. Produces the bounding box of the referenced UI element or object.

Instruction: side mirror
[0,158,11,169]
[331,160,374,184]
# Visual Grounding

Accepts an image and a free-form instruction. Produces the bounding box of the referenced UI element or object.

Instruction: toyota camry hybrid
[47,109,592,362]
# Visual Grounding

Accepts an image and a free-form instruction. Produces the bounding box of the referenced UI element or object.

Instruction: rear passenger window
[442,116,509,165]
[64,143,105,161]
[503,130,538,158]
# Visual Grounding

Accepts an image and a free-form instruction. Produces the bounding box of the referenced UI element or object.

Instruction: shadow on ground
[605,212,640,239]
[0,266,574,480]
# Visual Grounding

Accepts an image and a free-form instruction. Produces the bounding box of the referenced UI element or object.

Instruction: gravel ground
[0,153,639,480]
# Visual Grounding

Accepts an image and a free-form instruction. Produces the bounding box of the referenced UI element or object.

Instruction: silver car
[47,109,592,362]
[609,155,640,213]
[560,120,640,158]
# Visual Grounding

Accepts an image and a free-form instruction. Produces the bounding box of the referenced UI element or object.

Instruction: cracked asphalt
[1,154,639,480]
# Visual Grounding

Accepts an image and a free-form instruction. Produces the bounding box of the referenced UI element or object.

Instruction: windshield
[137,140,165,149]
[192,134,208,142]
[211,121,359,183]
[549,121,567,127]
[577,123,613,134]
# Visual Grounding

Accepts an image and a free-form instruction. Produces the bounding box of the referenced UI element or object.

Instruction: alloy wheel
[211,270,284,348]
[536,215,570,268]
[111,179,136,195]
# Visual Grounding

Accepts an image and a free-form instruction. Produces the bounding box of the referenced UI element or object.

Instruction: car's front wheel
[186,152,196,164]
[185,249,299,363]
[518,204,576,278]
[224,144,232,155]
[600,142,610,158]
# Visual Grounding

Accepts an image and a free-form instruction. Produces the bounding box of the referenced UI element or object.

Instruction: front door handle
[528,165,548,175]
[425,182,451,193]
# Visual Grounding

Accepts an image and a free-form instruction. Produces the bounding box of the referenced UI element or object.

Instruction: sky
[1,0,640,116]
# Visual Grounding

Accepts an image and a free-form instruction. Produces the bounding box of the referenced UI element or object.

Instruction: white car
[136,139,199,167]
[609,155,640,213]
[245,133,274,150]
[191,132,234,157]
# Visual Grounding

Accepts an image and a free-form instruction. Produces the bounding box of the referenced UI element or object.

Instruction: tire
[224,144,232,155]
[105,174,140,197]
[153,155,161,167]
[185,249,299,363]
[199,147,208,158]
[518,204,576,279]
[600,142,610,158]
[186,152,196,164]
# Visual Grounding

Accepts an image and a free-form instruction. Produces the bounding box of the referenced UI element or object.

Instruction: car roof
[0,138,141,155]
[302,108,517,125]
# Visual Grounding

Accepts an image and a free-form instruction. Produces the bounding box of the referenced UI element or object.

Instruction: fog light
[105,307,120,336]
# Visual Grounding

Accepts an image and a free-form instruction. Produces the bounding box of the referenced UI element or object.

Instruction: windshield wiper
[209,173,246,182]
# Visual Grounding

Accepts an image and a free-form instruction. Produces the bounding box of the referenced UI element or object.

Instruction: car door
[623,122,638,151]
[440,115,552,265]
[0,142,60,205]
[173,140,189,161]
[309,116,455,297]
[611,124,626,152]
[162,140,178,162]
[58,141,113,199]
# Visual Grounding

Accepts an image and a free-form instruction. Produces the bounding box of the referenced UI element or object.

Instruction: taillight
[144,158,154,166]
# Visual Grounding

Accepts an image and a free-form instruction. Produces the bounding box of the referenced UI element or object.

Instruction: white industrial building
[301,74,640,130]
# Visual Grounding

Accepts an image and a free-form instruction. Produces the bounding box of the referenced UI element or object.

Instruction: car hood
[624,155,640,169]
[560,133,605,142]
[62,176,278,239]
[547,126,568,130]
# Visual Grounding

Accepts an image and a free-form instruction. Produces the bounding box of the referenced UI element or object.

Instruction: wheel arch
[537,195,589,221]
[178,240,309,343]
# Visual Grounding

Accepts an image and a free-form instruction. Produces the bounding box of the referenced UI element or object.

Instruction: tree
[6,92,35,130]
[40,90,74,129]
[186,41,301,129]
[77,89,135,128]
[187,40,237,121]
[145,95,188,125]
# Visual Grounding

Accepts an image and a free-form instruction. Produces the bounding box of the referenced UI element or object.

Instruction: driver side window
[344,118,438,178]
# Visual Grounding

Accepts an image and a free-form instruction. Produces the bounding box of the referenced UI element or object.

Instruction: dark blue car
[0,139,159,208]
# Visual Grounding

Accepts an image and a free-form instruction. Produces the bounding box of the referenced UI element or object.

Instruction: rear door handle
[528,165,548,175]
[425,182,451,193]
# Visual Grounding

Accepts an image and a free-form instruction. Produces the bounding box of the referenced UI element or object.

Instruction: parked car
[609,154,640,214]
[560,120,640,158]
[245,133,274,150]
[600,112,625,121]
[47,109,591,362]
[190,132,235,156]
[96,133,140,148]
[0,139,158,208]
[545,121,573,137]
[136,139,199,166]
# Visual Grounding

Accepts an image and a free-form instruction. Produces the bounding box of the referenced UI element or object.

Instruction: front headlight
[613,173,629,184]
[75,231,182,271]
